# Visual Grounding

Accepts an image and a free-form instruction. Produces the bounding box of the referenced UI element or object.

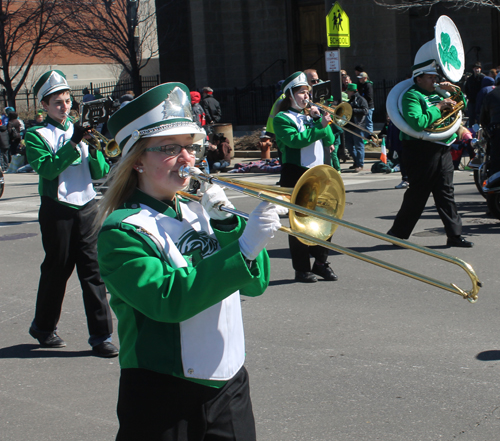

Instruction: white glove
[200,184,235,220]
[238,201,282,260]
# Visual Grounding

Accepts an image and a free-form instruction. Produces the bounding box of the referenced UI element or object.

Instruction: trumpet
[179,165,481,303]
[306,100,380,147]
[65,113,121,158]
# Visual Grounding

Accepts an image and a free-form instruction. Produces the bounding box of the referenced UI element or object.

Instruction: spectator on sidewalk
[464,62,484,127]
[201,87,222,124]
[190,91,206,129]
[0,124,9,171]
[357,71,375,133]
[82,87,95,103]
[345,83,368,172]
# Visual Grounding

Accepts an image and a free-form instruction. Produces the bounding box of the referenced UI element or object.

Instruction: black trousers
[33,197,112,337]
[116,367,256,441]
[281,163,330,272]
[389,140,462,239]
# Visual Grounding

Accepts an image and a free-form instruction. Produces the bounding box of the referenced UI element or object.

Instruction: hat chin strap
[291,93,304,111]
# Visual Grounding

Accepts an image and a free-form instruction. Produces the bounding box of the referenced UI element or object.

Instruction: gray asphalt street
[1,163,499,441]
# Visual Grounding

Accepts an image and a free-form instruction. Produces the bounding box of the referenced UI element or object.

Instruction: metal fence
[214,78,402,127]
[1,75,160,115]
[5,74,401,126]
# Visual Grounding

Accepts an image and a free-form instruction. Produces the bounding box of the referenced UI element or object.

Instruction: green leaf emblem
[438,32,461,71]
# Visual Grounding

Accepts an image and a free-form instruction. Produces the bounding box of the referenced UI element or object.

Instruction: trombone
[65,113,121,158]
[179,164,481,303]
[306,100,380,147]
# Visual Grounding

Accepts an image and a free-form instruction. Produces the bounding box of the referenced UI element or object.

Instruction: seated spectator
[207,132,232,172]
[258,130,272,160]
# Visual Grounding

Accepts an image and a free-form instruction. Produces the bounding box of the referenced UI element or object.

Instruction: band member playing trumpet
[96,82,283,440]
[387,61,474,248]
[25,70,118,357]
[273,71,339,283]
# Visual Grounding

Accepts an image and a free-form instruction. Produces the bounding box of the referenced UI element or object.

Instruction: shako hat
[33,70,70,103]
[412,59,439,77]
[282,72,311,94]
[107,82,206,158]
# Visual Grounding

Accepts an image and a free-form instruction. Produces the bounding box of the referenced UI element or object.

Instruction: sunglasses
[144,144,200,157]
[310,79,320,84]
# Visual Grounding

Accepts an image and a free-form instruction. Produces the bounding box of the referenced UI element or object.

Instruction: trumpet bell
[290,165,345,245]
[104,139,121,158]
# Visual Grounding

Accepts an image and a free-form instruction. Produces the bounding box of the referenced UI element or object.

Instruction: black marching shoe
[312,261,339,281]
[447,236,474,248]
[92,342,119,358]
[295,271,318,283]
[29,326,66,348]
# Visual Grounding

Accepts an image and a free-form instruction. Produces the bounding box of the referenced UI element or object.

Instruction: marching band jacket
[400,84,466,146]
[273,110,335,169]
[97,189,270,388]
[25,116,109,208]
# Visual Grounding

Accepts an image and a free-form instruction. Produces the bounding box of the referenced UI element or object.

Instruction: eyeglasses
[144,144,200,157]
[310,79,320,84]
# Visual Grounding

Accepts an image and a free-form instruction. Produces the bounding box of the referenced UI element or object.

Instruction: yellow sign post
[326,2,350,48]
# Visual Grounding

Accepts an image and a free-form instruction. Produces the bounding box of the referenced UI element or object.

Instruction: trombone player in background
[387,60,474,248]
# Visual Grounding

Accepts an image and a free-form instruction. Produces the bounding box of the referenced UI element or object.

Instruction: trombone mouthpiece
[178,165,192,178]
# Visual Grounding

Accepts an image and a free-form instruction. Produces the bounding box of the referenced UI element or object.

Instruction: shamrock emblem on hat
[438,32,461,72]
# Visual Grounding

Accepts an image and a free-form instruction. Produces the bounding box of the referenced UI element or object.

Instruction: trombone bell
[290,165,345,245]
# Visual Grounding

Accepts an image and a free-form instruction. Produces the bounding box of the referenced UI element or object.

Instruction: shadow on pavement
[476,350,500,361]
[0,344,93,359]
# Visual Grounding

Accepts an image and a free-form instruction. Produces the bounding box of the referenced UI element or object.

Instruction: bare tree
[374,0,500,12]
[0,0,79,107]
[67,0,165,98]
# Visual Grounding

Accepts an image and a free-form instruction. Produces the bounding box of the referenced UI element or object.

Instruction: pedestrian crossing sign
[326,2,350,48]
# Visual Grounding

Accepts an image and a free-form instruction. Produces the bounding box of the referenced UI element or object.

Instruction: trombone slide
[179,165,481,303]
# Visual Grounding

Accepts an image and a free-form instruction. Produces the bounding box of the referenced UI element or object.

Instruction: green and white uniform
[25,116,110,205]
[26,114,113,343]
[400,84,465,146]
[98,189,270,388]
[273,110,335,168]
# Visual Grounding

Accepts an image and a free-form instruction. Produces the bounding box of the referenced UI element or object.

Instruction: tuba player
[387,60,473,248]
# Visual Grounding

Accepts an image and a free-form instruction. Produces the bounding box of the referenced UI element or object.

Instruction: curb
[233,150,381,159]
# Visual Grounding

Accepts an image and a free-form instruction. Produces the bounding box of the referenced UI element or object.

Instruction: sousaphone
[386,16,465,141]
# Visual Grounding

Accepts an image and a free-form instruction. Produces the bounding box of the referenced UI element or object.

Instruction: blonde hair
[94,138,150,229]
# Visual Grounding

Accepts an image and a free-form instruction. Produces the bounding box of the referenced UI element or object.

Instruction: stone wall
[157,0,498,87]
